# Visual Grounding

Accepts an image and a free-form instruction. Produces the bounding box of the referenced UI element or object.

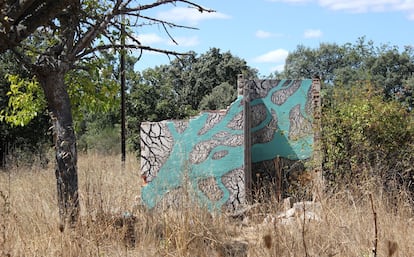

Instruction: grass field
[1,154,413,257]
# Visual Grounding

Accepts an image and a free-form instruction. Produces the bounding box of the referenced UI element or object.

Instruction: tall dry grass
[1,154,414,257]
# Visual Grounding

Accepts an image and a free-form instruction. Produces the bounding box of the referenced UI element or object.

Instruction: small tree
[2,0,213,231]
[199,82,236,110]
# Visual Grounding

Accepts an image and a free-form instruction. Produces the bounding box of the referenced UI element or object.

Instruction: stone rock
[263,200,322,226]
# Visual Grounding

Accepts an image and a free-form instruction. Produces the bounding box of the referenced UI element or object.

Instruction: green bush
[78,125,121,155]
[322,83,414,193]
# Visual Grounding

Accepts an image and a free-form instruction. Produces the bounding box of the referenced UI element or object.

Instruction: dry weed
[0,154,413,257]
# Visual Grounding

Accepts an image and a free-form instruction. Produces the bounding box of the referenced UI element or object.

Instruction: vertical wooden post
[239,74,252,203]
[120,15,126,164]
[311,77,323,200]
[274,156,282,202]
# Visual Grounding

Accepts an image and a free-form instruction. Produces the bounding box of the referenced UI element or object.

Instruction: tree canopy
[281,37,414,108]
[275,38,414,194]
[127,47,257,156]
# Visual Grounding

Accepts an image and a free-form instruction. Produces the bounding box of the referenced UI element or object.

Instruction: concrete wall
[140,77,320,211]
[247,79,315,199]
[140,96,246,211]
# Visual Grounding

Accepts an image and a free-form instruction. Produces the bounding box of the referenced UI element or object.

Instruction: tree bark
[36,67,79,231]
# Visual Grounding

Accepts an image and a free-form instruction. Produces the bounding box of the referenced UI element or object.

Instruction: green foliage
[1,53,121,131]
[0,51,124,163]
[284,42,346,83]
[165,48,257,110]
[78,124,121,155]
[126,68,192,155]
[66,56,121,131]
[126,48,257,157]
[0,74,46,127]
[401,76,414,109]
[199,82,237,110]
[0,51,50,168]
[282,37,414,193]
[283,37,414,108]
[322,83,414,191]
[69,53,142,153]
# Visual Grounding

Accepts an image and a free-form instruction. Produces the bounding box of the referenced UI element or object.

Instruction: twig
[369,194,378,257]
[302,203,309,257]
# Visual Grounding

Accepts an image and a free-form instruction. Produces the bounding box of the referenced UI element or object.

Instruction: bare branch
[133,14,199,31]
[0,0,72,52]
[70,0,213,63]
[69,0,123,60]
[75,43,191,60]
[123,0,214,14]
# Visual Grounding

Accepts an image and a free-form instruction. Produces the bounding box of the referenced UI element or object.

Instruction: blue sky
[133,0,414,77]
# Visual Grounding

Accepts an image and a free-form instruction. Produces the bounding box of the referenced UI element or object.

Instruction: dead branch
[70,0,214,62]
[302,203,309,257]
[369,194,378,257]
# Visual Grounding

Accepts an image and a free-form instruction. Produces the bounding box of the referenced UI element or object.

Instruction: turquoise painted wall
[140,96,245,211]
[251,79,313,162]
[140,79,315,211]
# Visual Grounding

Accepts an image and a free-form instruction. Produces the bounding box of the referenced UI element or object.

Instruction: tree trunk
[37,68,79,231]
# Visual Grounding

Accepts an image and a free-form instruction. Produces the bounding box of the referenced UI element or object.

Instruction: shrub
[78,125,121,155]
[322,82,414,194]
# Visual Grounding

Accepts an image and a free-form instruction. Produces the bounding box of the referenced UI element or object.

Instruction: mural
[250,79,313,160]
[140,77,319,211]
[248,79,314,200]
[140,96,246,211]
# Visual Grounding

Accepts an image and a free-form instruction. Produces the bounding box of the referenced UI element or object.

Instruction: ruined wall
[247,79,315,200]
[140,77,319,211]
[140,96,246,211]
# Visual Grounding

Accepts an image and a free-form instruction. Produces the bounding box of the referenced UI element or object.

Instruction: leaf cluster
[66,56,121,130]
[0,74,46,127]
[0,52,50,168]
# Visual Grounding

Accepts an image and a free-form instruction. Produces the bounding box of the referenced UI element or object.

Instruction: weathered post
[311,76,323,200]
[120,14,126,164]
[239,74,252,202]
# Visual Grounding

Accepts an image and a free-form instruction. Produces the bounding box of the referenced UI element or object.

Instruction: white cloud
[254,49,289,63]
[267,0,312,3]
[135,34,199,48]
[137,33,164,45]
[269,0,414,20]
[303,29,323,38]
[157,7,230,26]
[319,0,398,13]
[256,30,273,39]
[167,36,200,47]
[255,30,285,39]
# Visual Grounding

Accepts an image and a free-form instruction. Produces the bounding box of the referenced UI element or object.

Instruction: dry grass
[1,154,414,257]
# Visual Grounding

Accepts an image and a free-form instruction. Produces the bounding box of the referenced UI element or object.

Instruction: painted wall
[250,79,313,161]
[140,96,246,211]
[248,79,315,199]
[140,78,318,211]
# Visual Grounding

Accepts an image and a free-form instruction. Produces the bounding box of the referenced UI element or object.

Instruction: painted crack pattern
[140,79,315,211]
